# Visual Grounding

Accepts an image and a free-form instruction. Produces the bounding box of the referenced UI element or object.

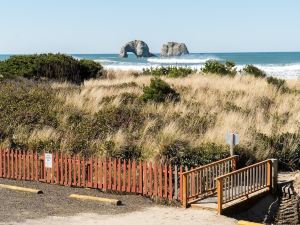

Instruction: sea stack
[120,40,155,58]
[160,42,189,57]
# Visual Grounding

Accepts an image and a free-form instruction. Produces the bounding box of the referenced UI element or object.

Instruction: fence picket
[149,162,152,196]
[127,159,131,193]
[122,159,126,192]
[169,165,172,200]
[139,162,143,194]
[154,162,157,197]
[164,164,168,199]
[113,158,117,190]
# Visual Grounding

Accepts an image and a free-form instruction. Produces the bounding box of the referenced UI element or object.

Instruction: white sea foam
[94,59,116,63]
[147,57,218,64]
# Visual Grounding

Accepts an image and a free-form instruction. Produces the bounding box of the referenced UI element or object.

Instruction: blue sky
[1,0,300,54]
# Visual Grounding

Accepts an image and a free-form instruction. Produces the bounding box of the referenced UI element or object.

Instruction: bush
[142,66,194,78]
[243,65,266,78]
[79,59,103,80]
[160,140,228,167]
[266,76,286,91]
[141,78,180,103]
[202,60,236,76]
[0,54,103,84]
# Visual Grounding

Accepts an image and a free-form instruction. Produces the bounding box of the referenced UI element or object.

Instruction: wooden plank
[117,158,121,191]
[159,164,163,198]
[139,162,142,194]
[77,155,81,186]
[108,158,112,190]
[94,157,98,188]
[99,157,103,189]
[132,160,136,193]
[31,151,34,180]
[35,152,38,181]
[143,161,147,195]
[82,157,85,187]
[182,174,187,208]
[113,158,117,190]
[63,154,69,186]
[217,178,223,214]
[7,149,10,179]
[14,151,18,179]
[174,165,178,200]
[18,150,22,180]
[72,156,76,186]
[164,164,167,199]
[60,153,63,185]
[0,148,2,178]
[127,159,131,192]
[51,153,54,184]
[149,162,152,196]
[153,162,157,197]
[122,159,126,192]
[103,158,107,191]
[68,155,72,186]
[179,166,183,201]
[22,150,26,180]
[169,164,172,200]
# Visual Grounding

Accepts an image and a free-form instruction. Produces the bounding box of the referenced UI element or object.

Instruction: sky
[1,0,300,54]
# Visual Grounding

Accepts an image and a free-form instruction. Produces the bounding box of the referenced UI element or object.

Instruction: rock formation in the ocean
[120,40,155,58]
[160,42,189,57]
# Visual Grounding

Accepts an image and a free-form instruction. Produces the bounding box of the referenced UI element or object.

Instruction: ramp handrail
[182,155,238,207]
[216,159,272,214]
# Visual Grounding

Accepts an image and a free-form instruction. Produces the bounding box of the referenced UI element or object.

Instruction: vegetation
[202,60,236,76]
[0,57,299,170]
[242,65,267,78]
[142,66,194,78]
[0,54,103,83]
[141,78,180,103]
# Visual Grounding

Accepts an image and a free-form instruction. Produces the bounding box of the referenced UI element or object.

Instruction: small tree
[202,60,236,76]
[141,78,180,103]
[243,65,266,78]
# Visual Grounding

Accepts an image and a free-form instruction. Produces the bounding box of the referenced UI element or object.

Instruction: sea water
[1,52,300,79]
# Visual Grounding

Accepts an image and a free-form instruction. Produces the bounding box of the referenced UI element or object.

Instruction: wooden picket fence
[0,149,185,201]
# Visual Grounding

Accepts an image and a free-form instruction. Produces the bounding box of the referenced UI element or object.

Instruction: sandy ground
[5,207,236,225]
[0,178,236,225]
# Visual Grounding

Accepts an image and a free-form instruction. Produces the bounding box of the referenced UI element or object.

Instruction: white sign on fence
[45,153,53,168]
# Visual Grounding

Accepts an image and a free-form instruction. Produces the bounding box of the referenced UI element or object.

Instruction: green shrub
[141,78,180,103]
[160,140,228,167]
[266,76,286,91]
[243,65,266,78]
[79,59,103,80]
[0,54,103,83]
[142,66,194,78]
[245,132,300,171]
[202,60,236,76]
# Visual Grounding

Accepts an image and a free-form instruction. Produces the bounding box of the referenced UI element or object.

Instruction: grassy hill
[0,56,299,170]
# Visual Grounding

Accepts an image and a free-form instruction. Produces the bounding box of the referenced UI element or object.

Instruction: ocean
[1,52,300,79]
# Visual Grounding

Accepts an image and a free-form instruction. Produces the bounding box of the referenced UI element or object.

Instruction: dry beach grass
[1,70,299,169]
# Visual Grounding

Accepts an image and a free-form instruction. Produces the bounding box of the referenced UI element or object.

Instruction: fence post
[271,159,278,193]
[182,173,187,208]
[217,178,223,214]
[267,160,272,189]
[233,155,239,170]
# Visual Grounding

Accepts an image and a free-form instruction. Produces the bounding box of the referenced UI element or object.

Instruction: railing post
[267,160,272,189]
[182,173,187,208]
[232,155,239,171]
[217,178,223,214]
[271,159,278,193]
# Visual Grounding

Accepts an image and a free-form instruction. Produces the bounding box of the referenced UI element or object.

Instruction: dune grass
[0,70,299,170]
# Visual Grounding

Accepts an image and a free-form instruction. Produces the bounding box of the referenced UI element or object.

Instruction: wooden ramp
[182,158,278,215]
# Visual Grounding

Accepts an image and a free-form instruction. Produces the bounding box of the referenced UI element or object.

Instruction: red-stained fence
[0,149,184,201]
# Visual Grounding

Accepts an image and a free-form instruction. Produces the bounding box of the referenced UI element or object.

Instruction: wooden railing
[216,159,272,214]
[182,155,238,207]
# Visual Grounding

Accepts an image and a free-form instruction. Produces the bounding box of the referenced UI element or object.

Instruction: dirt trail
[6,207,236,225]
[0,178,236,225]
